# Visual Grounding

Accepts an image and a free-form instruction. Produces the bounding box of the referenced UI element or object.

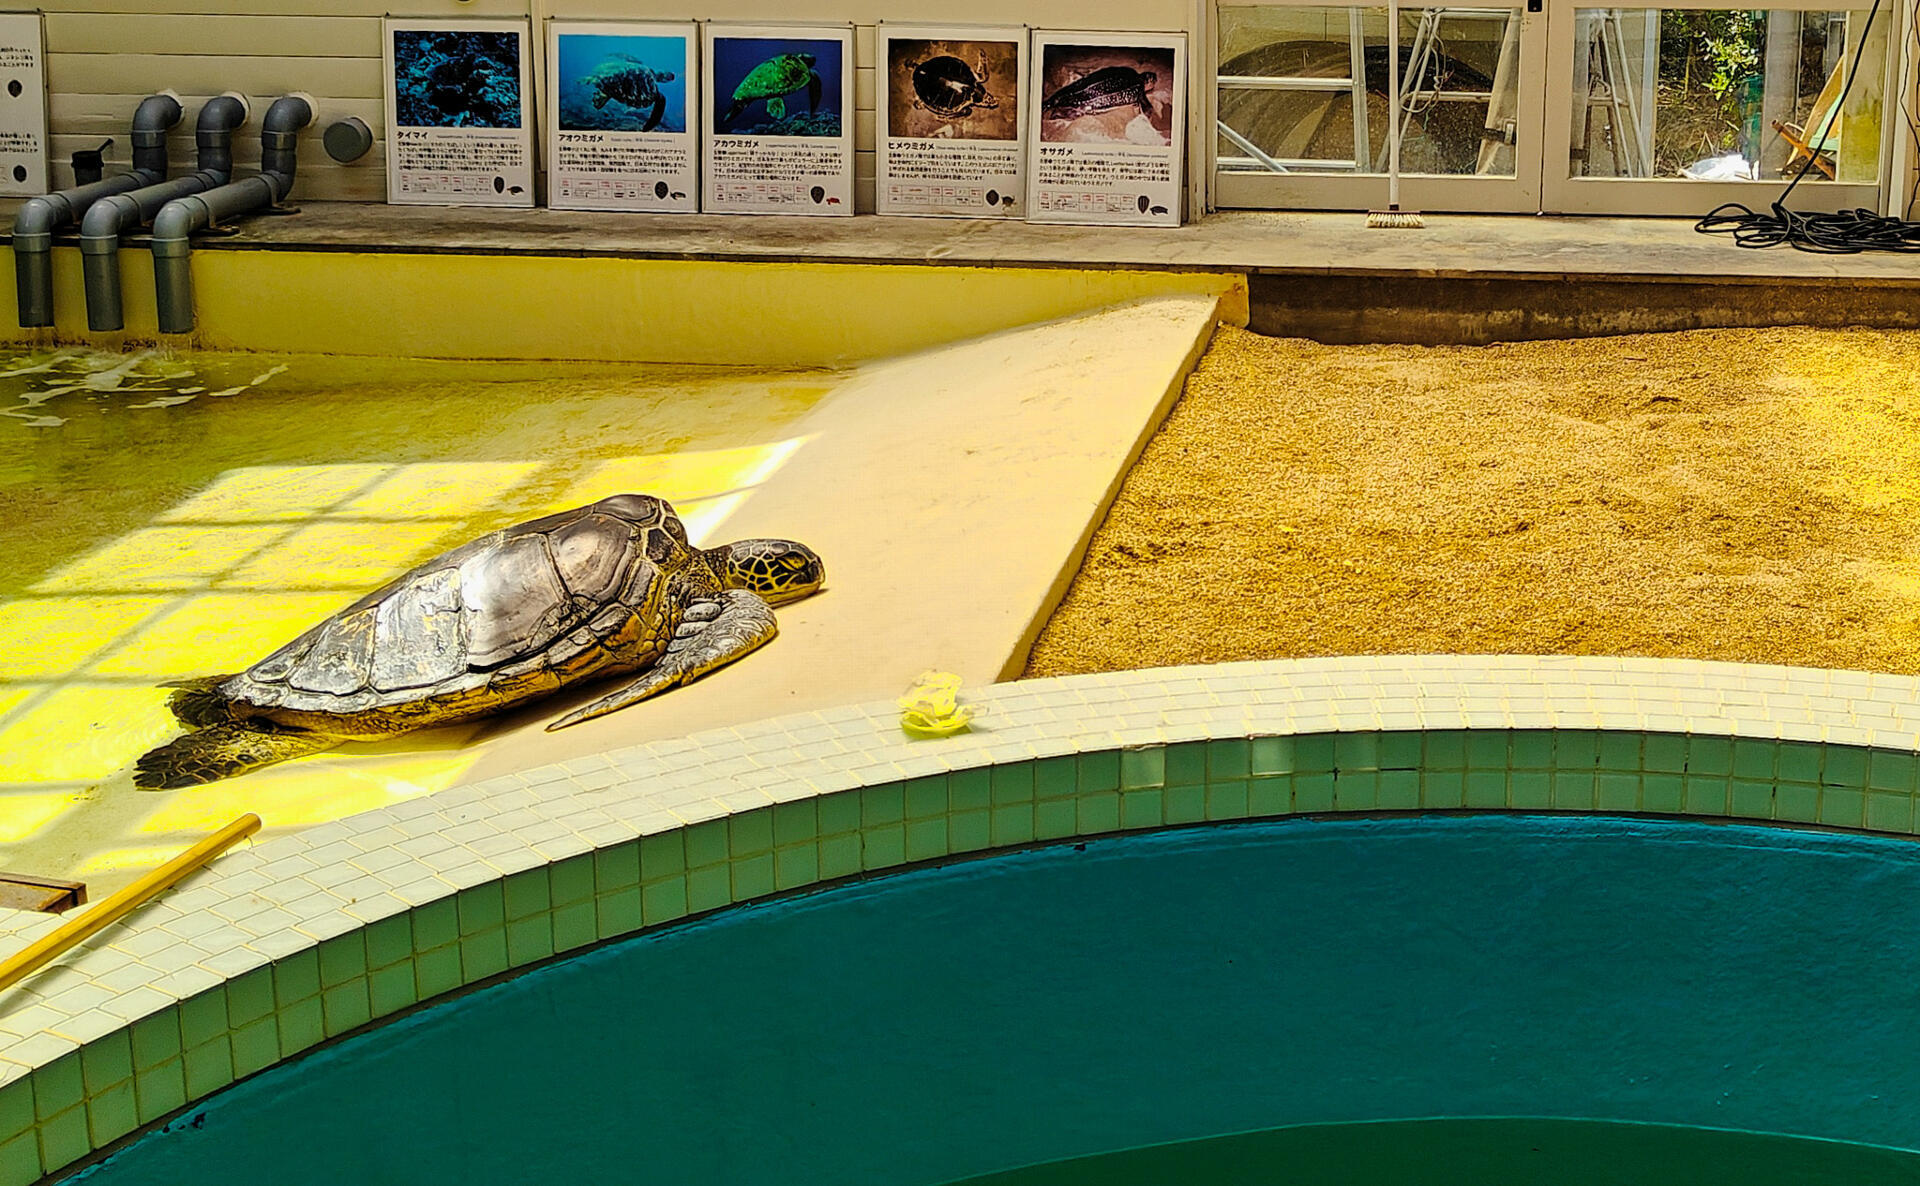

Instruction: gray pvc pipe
[12,93,181,327]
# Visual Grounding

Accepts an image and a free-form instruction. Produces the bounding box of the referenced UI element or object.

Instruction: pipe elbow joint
[150,197,207,255]
[78,193,139,252]
[262,94,313,134]
[12,194,67,246]
[131,92,184,134]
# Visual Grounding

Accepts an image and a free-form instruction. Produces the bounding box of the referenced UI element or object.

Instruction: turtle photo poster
[384,18,534,207]
[701,24,854,215]
[877,24,1025,219]
[1027,31,1186,227]
[547,21,697,213]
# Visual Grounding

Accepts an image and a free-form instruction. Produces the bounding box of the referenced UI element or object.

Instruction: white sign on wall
[547,20,697,213]
[0,12,46,196]
[877,23,1026,219]
[702,23,854,216]
[383,18,535,207]
[1027,30,1186,227]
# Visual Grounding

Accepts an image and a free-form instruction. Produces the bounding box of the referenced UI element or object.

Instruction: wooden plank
[47,53,382,98]
[46,13,381,58]
[0,874,86,914]
[50,92,384,137]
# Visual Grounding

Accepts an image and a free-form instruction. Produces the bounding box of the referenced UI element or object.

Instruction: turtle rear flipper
[807,71,822,114]
[135,724,342,790]
[548,589,777,731]
[644,93,665,132]
[161,675,240,728]
[719,97,748,130]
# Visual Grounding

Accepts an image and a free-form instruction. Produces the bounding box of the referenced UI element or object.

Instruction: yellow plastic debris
[899,670,975,738]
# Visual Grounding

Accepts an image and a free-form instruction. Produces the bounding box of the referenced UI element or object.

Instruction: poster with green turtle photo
[1026,30,1186,227]
[382,17,534,207]
[877,23,1026,219]
[701,23,854,216]
[546,20,698,213]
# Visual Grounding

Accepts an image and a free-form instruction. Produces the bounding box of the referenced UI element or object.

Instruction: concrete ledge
[6,653,1920,1184]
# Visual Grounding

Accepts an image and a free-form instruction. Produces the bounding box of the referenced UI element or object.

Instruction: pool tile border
[7,654,1920,1183]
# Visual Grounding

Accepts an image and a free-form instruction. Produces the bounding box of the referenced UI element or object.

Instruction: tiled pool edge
[8,652,1920,1184]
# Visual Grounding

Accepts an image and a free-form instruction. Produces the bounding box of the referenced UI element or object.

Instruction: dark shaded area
[393,30,522,129]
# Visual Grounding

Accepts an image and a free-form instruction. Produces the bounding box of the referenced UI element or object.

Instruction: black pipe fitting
[193,94,249,176]
[128,93,184,176]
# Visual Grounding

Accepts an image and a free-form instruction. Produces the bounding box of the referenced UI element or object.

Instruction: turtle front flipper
[548,589,778,731]
[720,97,748,130]
[135,724,343,790]
[644,93,665,132]
[807,71,822,114]
[767,96,786,120]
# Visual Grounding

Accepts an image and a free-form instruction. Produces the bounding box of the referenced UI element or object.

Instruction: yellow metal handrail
[0,813,262,996]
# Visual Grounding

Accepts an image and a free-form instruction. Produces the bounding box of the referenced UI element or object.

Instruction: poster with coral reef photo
[877,24,1025,219]
[383,18,534,207]
[1026,31,1185,227]
[547,21,697,213]
[701,24,854,216]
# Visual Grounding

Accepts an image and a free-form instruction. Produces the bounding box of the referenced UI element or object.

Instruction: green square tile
[1423,731,1468,771]
[1293,734,1336,774]
[593,841,641,893]
[684,820,729,868]
[862,783,906,825]
[36,1105,87,1176]
[596,887,643,939]
[1510,731,1553,770]
[819,833,863,879]
[1422,770,1466,809]
[732,852,776,900]
[686,865,731,912]
[1119,790,1163,830]
[86,1080,137,1148]
[1121,746,1166,790]
[1775,784,1821,823]
[640,831,687,877]
[1509,771,1551,810]
[1208,779,1253,820]
[1333,771,1378,811]
[1,1130,41,1186]
[550,854,596,905]
[1683,777,1728,816]
[1554,731,1600,770]
[948,811,991,853]
[1465,731,1509,769]
[991,804,1036,846]
[1641,774,1684,814]
[0,1081,30,1143]
[412,897,460,951]
[1867,791,1914,833]
[364,915,413,971]
[1077,791,1120,834]
[1731,780,1775,820]
[1164,784,1206,825]
[321,981,372,1037]
[1644,733,1687,774]
[905,777,947,819]
[277,996,325,1057]
[457,884,505,937]
[1550,771,1594,811]
[317,934,367,990]
[773,800,817,846]
[642,876,690,924]
[1293,773,1335,813]
[1379,732,1422,771]
[818,791,862,835]
[1869,750,1919,793]
[947,767,988,809]
[503,869,551,921]
[1246,777,1286,816]
[1247,738,1290,779]
[1731,739,1777,780]
[1596,773,1640,813]
[182,1038,233,1099]
[1776,742,1822,786]
[1078,750,1121,793]
[1823,745,1868,789]
[1464,770,1507,809]
[863,825,906,869]
[1334,732,1379,772]
[1376,770,1419,811]
[32,1056,80,1121]
[505,915,555,966]
[80,1030,132,1095]
[553,900,598,952]
[1821,788,1865,828]
[775,843,821,888]
[229,1018,281,1079]
[133,1060,185,1125]
[1209,739,1251,780]
[1034,798,1078,840]
[130,1010,182,1071]
[460,929,509,982]
[905,817,948,862]
[414,945,464,1001]
[1597,732,1643,772]
[1686,735,1733,777]
[1034,756,1077,798]
[726,811,774,861]
[225,968,274,1028]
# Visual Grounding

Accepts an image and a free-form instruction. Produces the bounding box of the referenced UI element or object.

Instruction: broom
[1368,0,1425,229]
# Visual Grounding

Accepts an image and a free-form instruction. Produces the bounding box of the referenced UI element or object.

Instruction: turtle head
[710,538,825,605]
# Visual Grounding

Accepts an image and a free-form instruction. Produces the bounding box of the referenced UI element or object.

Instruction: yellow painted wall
[0,246,1247,365]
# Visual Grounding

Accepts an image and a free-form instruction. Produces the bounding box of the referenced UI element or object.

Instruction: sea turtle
[132,494,826,789]
[721,52,822,130]
[909,54,998,120]
[586,55,676,132]
[1041,65,1157,122]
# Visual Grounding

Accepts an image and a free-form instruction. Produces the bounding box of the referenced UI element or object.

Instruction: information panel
[702,23,854,216]
[0,12,46,196]
[547,20,697,213]
[384,18,535,207]
[1026,30,1186,227]
[877,23,1025,219]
